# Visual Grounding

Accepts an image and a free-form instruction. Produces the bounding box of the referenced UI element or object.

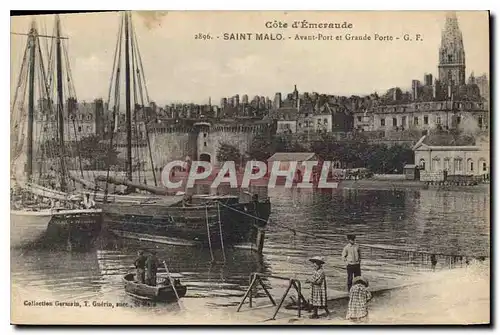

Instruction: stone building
[412,133,489,176]
[474,73,490,104]
[33,98,107,142]
[354,12,489,135]
[274,85,353,134]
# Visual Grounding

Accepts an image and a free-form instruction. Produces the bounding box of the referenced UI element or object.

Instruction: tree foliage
[310,137,413,173]
[246,131,413,173]
[216,142,242,164]
[246,133,309,161]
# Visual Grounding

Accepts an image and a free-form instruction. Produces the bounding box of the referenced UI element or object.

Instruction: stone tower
[438,12,466,86]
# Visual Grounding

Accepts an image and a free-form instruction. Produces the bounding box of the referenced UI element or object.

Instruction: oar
[163,260,184,310]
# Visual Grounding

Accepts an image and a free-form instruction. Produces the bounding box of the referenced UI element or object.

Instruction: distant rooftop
[267,152,317,162]
[423,132,476,146]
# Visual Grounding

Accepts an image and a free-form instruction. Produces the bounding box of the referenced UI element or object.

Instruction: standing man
[134,250,147,284]
[430,254,437,271]
[342,234,361,292]
[145,250,159,286]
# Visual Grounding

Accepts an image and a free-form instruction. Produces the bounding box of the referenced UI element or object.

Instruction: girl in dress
[306,256,330,319]
[346,276,372,322]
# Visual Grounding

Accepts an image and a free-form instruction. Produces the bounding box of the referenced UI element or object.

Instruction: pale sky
[10,11,489,106]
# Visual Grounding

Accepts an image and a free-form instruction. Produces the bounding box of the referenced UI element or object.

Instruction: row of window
[420,158,488,173]
[279,119,329,128]
[299,119,329,128]
[38,114,93,122]
[69,114,93,121]
[377,102,485,114]
[380,116,431,127]
[42,125,93,133]
[375,115,482,127]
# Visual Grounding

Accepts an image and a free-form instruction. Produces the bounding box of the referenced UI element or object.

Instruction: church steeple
[438,11,466,86]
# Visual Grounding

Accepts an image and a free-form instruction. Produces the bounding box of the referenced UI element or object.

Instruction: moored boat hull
[10,209,103,249]
[46,209,103,249]
[101,199,271,252]
[10,210,53,248]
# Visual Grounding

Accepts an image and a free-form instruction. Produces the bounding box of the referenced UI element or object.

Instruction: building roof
[413,133,480,151]
[267,152,317,162]
[423,132,476,146]
[274,107,299,120]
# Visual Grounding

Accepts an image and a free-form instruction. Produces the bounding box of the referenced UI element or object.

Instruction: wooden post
[292,281,309,317]
[249,274,253,308]
[258,277,276,306]
[295,280,301,318]
[236,273,258,312]
[272,280,293,320]
[256,228,265,255]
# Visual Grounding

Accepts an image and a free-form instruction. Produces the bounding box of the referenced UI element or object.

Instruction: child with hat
[346,276,372,322]
[305,256,330,319]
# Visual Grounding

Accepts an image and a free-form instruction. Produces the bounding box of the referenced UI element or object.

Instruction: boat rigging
[103,11,157,200]
[10,15,102,250]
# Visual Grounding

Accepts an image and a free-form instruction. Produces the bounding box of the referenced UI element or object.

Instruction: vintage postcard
[10,10,490,325]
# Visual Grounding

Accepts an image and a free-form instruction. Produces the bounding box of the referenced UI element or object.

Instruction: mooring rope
[217,202,227,263]
[205,205,214,262]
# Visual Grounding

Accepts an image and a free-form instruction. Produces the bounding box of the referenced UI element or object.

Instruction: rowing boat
[122,273,187,302]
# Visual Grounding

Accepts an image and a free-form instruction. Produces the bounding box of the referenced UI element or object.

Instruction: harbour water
[11,187,490,318]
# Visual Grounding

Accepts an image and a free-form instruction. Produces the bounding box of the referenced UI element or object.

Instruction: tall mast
[124,12,133,181]
[26,22,36,181]
[55,15,67,191]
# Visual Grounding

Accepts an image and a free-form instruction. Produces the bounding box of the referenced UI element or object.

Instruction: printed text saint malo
[223,33,284,41]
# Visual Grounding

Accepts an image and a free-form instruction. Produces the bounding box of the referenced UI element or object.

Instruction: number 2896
[194,33,213,40]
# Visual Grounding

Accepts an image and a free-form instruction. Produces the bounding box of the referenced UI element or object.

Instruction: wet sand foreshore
[269,260,490,325]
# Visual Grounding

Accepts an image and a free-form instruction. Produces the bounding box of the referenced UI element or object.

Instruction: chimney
[293,84,299,100]
[433,79,438,99]
[412,80,420,100]
[220,97,227,108]
[393,88,402,101]
[94,98,104,138]
[424,73,433,86]
[274,92,282,109]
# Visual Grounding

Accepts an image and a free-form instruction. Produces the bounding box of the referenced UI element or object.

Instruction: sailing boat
[10,16,102,249]
[92,12,271,253]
